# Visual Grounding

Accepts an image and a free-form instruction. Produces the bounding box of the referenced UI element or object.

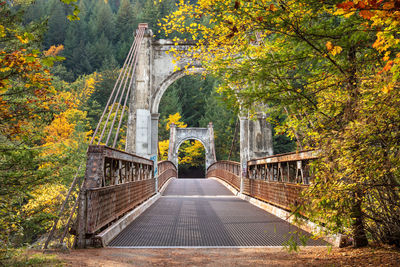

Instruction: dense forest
[163,0,400,249]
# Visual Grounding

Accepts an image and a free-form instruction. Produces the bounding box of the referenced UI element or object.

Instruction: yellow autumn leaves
[39,73,100,170]
[325,41,343,56]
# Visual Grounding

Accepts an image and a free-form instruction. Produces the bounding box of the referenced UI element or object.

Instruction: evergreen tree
[115,0,137,63]
[200,91,239,161]
[67,40,93,78]
[115,0,136,41]
[23,0,47,24]
[44,0,68,48]
[87,33,114,71]
[169,75,215,127]
[158,85,182,140]
[88,0,115,41]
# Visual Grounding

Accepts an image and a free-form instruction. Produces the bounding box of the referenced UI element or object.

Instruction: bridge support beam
[125,27,203,160]
[239,112,273,192]
[126,27,154,158]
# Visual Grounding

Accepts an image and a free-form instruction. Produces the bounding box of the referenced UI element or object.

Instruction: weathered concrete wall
[126,31,203,159]
[168,123,216,170]
[239,111,273,192]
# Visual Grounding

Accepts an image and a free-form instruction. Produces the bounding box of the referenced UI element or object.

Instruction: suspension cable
[112,28,146,147]
[89,30,138,145]
[97,31,141,144]
[106,27,145,146]
[43,25,148,249]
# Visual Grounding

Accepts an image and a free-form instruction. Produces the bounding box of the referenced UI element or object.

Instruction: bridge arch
[151,68,204,114]
[168,123,216,171]
[175,137,209,156]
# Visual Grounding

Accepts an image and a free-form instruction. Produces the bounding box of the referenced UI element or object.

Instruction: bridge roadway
[109,178,326,247]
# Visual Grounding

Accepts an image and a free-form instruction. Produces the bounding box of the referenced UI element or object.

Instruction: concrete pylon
[239,110,273,192]
[167,123,216,171]
[125,27,203,159]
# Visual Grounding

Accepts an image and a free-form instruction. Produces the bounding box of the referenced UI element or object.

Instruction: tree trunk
[345,46,368,248]
[352,192,368,247]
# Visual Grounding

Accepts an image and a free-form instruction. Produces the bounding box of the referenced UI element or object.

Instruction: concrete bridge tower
[125,25,273,169]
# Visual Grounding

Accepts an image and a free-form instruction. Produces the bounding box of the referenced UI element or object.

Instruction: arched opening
[155,71,240,174]
[151,68,204,114]
[157,73,217,166]
[176,138,206,178]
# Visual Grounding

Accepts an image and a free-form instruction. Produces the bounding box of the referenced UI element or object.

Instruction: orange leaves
[326,41,334,51]
[44,45,64,57]
[336,0,400,20]
[268,4,277,12]
[359,9,374,19]
[0,45,55,139]
[382,2,396,10]
[383,60,394,72]
[336,1,355,10]
[337,0,379,11]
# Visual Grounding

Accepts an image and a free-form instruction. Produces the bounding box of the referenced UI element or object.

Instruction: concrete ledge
[96,193,161,247]
[211,177,344,247]
[159,176,176,195]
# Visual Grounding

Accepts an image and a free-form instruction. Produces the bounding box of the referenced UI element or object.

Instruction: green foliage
[0,248,62,267]
[22,0,179,80]
[163,0,400,247]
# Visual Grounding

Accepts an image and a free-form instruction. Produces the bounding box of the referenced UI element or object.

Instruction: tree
[0,0,86,250]
[142,0,175,38]
[162,0,400,247]
[88,0,115,41]
[44,0,68,49]
[199,90,239,161]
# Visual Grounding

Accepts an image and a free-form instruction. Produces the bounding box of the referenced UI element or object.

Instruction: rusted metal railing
[157,161,177,190]
[206,160,241,190]
[206,151,319,212]
[244,150,318,211]
[77,145,154,246]
[246,150,318,184]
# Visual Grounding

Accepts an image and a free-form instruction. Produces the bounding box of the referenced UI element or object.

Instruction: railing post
[76,188,87,248]
[239,116,249,194]
[151,155,158,191]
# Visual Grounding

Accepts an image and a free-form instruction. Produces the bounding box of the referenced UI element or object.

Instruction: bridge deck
[109,178,326,247]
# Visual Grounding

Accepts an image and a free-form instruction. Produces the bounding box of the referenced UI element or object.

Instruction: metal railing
[207,160,241,190]
[206,151,319,211]
[246,150,318,210]
[157,160,177,190]
[247,150,319,185]
[78,145,155,240]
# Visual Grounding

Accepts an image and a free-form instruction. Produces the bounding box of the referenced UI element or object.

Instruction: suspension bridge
[44,24,335,249]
